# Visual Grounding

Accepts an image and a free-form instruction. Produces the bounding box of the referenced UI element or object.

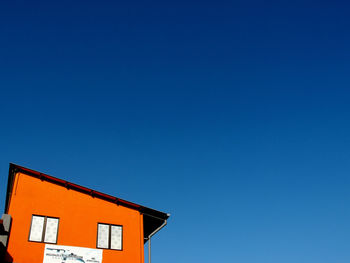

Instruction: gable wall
[6,172,144,263]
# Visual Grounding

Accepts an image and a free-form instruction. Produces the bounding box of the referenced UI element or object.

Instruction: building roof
[5,163,169,240]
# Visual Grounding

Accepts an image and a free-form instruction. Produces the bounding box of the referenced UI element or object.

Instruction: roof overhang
[5,163,169,240]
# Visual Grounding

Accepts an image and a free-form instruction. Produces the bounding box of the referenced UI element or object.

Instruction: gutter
[145,213,170,263]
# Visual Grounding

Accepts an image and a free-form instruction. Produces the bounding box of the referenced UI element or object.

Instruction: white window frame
[96,223,123,250]
[28,215,59,244]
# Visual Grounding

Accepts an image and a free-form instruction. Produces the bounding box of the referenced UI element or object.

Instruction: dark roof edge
[5,163,169,221]
[4,163,17,214]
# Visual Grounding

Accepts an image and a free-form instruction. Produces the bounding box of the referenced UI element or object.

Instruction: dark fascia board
[5,163,169,222]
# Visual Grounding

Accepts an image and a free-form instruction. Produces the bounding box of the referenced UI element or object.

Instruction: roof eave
[5,163,170,238]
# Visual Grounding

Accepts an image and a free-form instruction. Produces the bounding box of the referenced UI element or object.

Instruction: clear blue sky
[1,0,350,262]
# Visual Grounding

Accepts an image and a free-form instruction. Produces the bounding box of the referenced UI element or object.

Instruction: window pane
[97,224,109,248]
[29,216,44,242]
[44,217,59,243]
[110,225,122,250]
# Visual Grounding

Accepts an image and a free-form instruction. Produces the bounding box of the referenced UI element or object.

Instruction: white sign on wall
[43,244,103,263]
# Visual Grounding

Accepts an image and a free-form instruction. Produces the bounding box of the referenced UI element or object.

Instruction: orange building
[1,163,169,263]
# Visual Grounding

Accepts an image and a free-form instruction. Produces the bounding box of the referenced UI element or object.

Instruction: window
[97,223,123,250]
[28,215,59,243]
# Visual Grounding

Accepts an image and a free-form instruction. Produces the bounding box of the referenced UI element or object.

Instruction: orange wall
[6,172,145,263]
